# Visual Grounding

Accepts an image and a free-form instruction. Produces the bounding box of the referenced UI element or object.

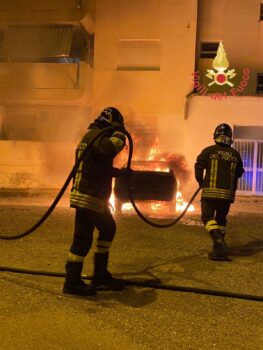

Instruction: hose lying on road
[0,125,200,240]
[2,126,256,303]
[0,125,126,240]
[0,265,262,302]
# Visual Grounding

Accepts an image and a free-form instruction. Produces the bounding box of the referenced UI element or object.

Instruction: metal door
[233,139,263,195]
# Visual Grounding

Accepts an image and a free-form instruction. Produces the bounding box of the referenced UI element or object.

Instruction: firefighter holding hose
[195,123,244,261]
[63,107,128,296]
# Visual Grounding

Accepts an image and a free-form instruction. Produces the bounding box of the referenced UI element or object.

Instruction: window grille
[234,139,263,195]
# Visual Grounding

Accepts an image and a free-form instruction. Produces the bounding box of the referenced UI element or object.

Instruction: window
[0,24,92,63]
[256,73,263,92]
[200,42,219,59]
[1,108,82,142]
[234,126,263,140]
[1,113,38,141]
[260,3,263,20]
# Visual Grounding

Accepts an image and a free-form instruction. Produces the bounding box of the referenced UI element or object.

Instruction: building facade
[0,0,262,195]
[186,0,263,195]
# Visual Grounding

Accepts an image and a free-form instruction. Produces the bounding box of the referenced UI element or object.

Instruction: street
[0,193,262,350]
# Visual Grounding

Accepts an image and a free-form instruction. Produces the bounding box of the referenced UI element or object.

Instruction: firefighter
[195,123,244,261]
[63,107,128,296]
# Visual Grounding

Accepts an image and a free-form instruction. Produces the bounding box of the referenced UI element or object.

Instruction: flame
[109,179,116,213]
[109,144,194,216]
[147,147,158,161]
[176,189,195,212]
[109,197,115,213]
[213,41,229,71]
[109,171,194,216]
[109,184,195,215]
[121,202,133,211]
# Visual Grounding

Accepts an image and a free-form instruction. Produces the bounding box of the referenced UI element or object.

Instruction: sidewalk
[1,188,262,212]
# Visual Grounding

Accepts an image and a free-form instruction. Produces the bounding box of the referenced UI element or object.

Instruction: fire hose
[0,126,262,302]
[0,125,199,240]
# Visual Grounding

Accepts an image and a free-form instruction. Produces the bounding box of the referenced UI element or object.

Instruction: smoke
[158,152,191,188]
[0,105,93,189]
[0,105,192,190]
[37,107,92,188]
[114,121,191,190]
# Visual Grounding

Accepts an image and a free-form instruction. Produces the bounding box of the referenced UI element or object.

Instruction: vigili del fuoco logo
[192,41,250,100]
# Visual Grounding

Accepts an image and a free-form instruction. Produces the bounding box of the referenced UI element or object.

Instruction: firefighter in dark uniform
[63,107,128,296]
[195,123,244,261]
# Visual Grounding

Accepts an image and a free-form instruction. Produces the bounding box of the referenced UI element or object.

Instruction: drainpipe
[194,0,201,74]
[184,91,196,120]
[184,0,201,120]
[76,0,82,9]
[75,60,80,88]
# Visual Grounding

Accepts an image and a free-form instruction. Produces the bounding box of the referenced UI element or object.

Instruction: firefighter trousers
[69,207,116,258]
[201,199,231,232]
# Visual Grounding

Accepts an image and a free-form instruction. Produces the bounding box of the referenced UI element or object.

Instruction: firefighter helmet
[213,123,233,145]
[98,107,124,126]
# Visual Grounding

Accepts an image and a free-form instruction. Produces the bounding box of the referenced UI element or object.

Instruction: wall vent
[117,39,161,71]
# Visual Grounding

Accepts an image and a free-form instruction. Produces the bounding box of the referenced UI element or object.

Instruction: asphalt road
[0,195,262,350]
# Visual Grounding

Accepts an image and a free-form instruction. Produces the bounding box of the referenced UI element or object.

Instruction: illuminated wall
[0,1,94,188]
[92,0,197,153]
[185,0,263,195]
[0,0,198,189]
[185,96,263,193]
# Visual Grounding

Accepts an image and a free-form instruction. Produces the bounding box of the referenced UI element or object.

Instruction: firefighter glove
[112,131,126,145]
[110,131,126,153]
[119,167,133,177]
[112,167,132,178]
[198,179,204,188]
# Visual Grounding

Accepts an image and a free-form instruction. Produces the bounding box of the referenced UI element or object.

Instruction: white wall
[185,96,263,189]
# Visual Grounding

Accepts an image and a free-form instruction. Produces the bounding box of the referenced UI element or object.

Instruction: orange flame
[110,145,194,215]
[109,175,194,216]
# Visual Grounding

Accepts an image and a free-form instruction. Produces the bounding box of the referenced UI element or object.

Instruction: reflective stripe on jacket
[70,125,125,212]
[195,144,244,202]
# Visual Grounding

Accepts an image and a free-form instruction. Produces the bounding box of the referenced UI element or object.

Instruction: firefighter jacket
[195,143,244,202]
[70,123,125,213]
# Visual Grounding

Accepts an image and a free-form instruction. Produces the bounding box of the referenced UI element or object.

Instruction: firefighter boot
[219,230,229,253]
[92,252,126,291]
[63,261,96,296]
[208,230,231,261]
